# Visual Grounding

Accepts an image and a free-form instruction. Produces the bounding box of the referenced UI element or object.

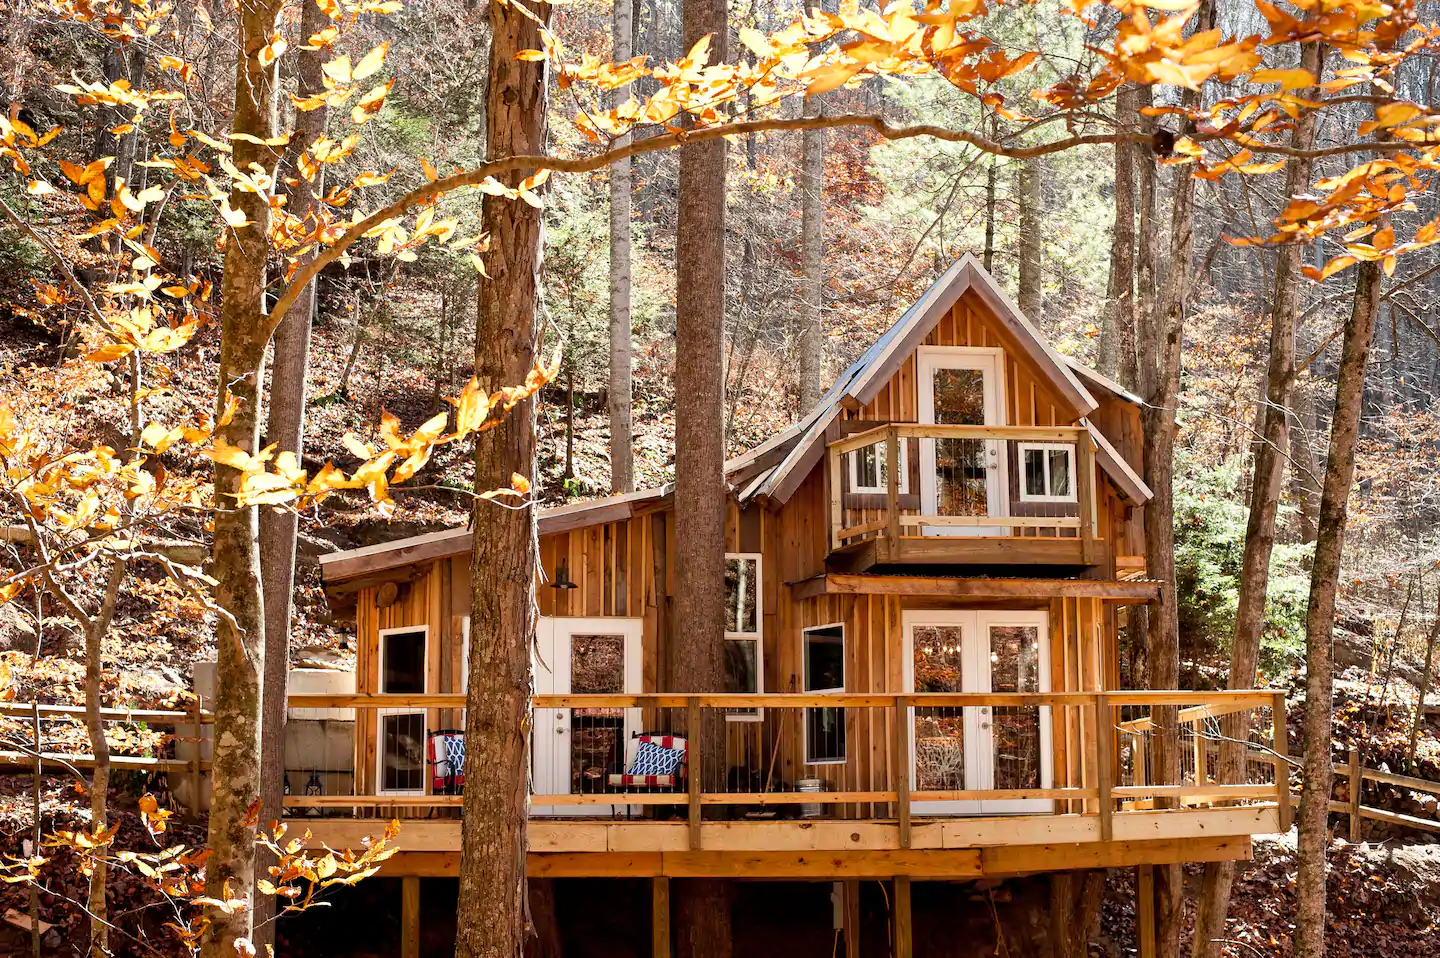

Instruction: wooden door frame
[915,346,1009,533]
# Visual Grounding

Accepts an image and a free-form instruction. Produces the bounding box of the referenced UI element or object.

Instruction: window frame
[1015,442,1079,504]
[378,625,430,695]
[847,441,910,496]
[802,622,847,765]
[724,552,764,722]
[375,707,429,796]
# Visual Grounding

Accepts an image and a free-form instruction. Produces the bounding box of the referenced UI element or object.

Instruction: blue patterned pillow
[627,740,685,776]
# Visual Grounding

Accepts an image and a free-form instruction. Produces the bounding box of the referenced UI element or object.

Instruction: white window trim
[1016,442,1078,503]
[376,707,428,796]
[802,623,846,766]
[848,441,910,495]
[379,625,430,694]
[725,553,764,723]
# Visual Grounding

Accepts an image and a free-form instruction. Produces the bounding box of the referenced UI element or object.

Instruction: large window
[1017,443,1077,503]
[803,624,846,764]
[380,627,428,694]
[848,441,909,495]
[724,554,763,719]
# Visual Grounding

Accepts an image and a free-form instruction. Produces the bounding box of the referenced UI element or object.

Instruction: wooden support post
[829,444,844,552]
[1136,864,1156,958]
[1131,731,1147,787]
[885,428,900,544]
[1192,729,1206,784]
[1076,434,1098,563]
[186,696,202,824]
[1096,694,1113,843]
[893,876,912,958]
[687,696,702,851]
[1272,690,1291,831]
[894,694,911,849]
[652,877,671,958]
[843,879,861,958]
[1348,746,1363,843]
[401,876,420,958]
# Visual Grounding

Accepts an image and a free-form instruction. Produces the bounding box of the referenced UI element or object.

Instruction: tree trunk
[797,96,824,412]
[1189,42,1321,958]
[256,0,330,945]
[200,2,283,955]
[669,0,733,953]
[1290,383,1323,544]
[1049,870,1105,958]
[84,560,124,958]
[454,4,550,957]
[1016,157,1042,318]
[1295,257,1382,958]
[608,0,635,494]
[1137,5,1213,952]
[1408,591,1440,765]
[982,148,996,273]
[1098,84,1136,384]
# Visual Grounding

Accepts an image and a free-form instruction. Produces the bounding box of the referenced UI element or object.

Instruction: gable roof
[746,254,1100,505]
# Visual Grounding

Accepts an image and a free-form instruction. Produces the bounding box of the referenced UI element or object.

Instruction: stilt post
[652,877,671,958]
[1136,864,1155,958]
[893,876,912,958]
[401,876,420,958]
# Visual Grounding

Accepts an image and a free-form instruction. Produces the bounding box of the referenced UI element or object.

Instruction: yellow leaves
[85,342,137,363]
[1249,67,1315,90]
[480,473,535,501]
[351,81,392,125]
[258,34,288,68]
[353,41,390,80]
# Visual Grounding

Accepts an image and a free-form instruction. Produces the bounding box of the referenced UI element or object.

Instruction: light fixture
[305,771,323,819]
[551,558,579,590]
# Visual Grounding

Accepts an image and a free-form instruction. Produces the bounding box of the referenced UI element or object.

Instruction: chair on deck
[607,733,688,795]
[427,729,466,796]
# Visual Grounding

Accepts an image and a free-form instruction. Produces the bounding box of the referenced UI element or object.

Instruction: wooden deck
[283,689,1288,879]
[298,807,1270,877]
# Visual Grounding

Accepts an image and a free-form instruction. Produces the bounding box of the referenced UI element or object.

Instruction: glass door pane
[912,624,967,791]
[931,368,989,518]
[379,712,425,793]
[987,624,1043,790]
[569,633,626,794]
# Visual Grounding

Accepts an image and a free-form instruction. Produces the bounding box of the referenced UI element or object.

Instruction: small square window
[381,628,427,694]
[849,442,909,495]
[1017,444,1077,503]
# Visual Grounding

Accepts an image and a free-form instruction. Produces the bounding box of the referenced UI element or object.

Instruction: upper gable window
[1018,443,1077,503]
[848,442,909,495]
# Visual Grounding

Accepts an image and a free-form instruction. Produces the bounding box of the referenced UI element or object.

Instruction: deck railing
[824,424,1099,561]
[283,690,1289,848]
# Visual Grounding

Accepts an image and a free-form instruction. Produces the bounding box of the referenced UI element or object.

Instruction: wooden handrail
[286,690,1279,710]
[0,701,215,724]
[829,423,1087,456]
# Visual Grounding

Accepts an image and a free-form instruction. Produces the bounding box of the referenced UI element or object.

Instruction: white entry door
[903,609,1052,816]
[916,347,1007,535]
[532,616,643,817]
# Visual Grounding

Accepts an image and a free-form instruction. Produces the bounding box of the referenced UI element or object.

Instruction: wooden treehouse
[284,257,1287,957]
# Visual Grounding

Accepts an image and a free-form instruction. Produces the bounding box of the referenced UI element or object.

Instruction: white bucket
[797,777,825,818]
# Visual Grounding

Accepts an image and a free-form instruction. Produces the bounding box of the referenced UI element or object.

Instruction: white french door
[916,347,1007,536]
[531,616,643,817]
[903,609,1052,816]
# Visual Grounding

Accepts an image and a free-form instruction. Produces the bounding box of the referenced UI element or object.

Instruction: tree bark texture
[1016,157,1042,319]
[670,0,734,953]
[255,0,330,944]
[1137,4,1213,951]
[200,2,283,954]
[455,4,550,958]
[84,560,124,958]
[608,0,635,494]
[1295,257,1382,958]
[1190,41,1321,958]
[798,96,825,412]
[1098,84,1136,385]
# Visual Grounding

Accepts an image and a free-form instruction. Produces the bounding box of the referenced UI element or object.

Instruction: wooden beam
[652,877,671,958]
[893,876,912,958]
[1136,865,1156,958]
[895,694,911,849]
[687,696,702,851]
[401,876,420,958]
[1097,695,1113,843]
[1272,691,1291,832]
[1348,747,1363,843]
[843,879,861,958]
[791,574,1160,603]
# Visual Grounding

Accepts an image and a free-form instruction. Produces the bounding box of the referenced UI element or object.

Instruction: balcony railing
[282,690,1289,849]
[825,424,1100,566]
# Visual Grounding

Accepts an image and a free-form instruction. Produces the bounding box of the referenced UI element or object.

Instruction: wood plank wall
[344,287,1132,810]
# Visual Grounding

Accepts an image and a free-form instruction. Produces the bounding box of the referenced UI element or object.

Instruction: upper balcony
[825,424,1102,573]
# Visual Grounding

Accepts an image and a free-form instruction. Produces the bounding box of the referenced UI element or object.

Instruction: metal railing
[282,690,1289,848]
[824,424,1099,560]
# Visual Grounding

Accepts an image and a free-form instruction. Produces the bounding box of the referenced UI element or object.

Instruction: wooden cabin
[295,257,1286,957]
